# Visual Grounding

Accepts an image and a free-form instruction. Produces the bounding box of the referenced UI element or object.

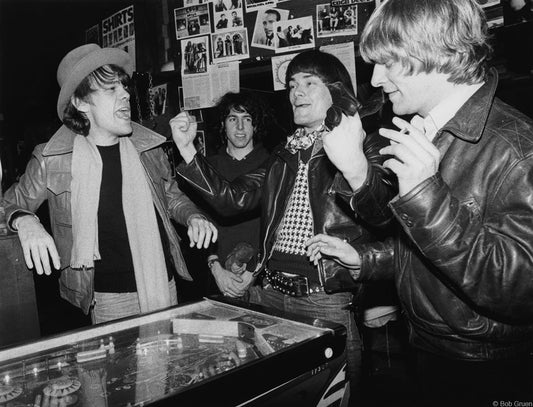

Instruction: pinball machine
[0,298,348,406]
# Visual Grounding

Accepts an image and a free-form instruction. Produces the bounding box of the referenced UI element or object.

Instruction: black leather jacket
[357,69,533,360]
[177,124,396,284]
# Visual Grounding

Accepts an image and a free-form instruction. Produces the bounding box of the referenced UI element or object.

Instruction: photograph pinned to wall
[251,8,290,50]
[185,0,208,5]
[316,3,358,38]
[213,0,242,12]
[174,4,211,40]
[149,83,168,116]
[245,0,276,13]
[194,130,206,156]
[211,28,250,63]
[188,109,204,124]
[274,16,315,53]
[178,86,184,110]
[181,35,209,75]
[85,24,100,45]
[271,53,297,91]
[214,8,244,32]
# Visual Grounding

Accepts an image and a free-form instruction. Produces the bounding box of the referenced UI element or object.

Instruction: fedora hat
[56,43,133,120]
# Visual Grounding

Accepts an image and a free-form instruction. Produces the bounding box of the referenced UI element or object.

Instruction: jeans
[91,279,178,324]
[248,284,362,394]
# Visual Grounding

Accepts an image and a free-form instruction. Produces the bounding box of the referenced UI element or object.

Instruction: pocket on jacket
[47,171,72,225]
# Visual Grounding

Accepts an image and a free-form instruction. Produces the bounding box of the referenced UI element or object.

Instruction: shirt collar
[424,82,484,141]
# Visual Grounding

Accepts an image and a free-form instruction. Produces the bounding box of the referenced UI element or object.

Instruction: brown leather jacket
[356,69,533,360]
[3,122,200,314]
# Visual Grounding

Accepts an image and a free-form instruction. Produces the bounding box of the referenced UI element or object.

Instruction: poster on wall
[271,52,297,91]
[274,16,315,53]
[149,83,167,116]
[174,4,211,39]
[211,28,250,63]
[316,4,359,38]
[251,8,290,50]
[181,35,209,75]
[102,5,136,70]
[320,42,357,93]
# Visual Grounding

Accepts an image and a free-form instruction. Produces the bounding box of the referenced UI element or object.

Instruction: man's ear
[71,95,90,113]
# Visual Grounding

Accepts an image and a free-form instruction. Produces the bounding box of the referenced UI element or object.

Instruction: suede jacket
[3,122,200,314]
[356,68,533,360]
[177,113,396,285]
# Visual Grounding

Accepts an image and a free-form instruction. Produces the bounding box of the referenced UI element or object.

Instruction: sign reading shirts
[102,5,136,70]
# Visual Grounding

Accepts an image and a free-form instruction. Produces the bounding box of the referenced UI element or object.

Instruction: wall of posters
[102,5,136,70]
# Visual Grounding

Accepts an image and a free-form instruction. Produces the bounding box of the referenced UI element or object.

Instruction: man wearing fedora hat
[2,44,218,324]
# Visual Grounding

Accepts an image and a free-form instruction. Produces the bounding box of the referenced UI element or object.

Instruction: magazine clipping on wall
[316,3,359,38]
[181,35,209,75]
[320,42,357,93]
[251,8,290,50]
[274,16,315,53]
[271,53,297,91]
[174,4,211,40]
[149,84,168,117]
[102,5,136,70]
[244,0,276,13]
[211,28,250,63]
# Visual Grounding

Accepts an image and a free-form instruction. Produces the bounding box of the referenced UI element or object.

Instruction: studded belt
[265,269,324,297]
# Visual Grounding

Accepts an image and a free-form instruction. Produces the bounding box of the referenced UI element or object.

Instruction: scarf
[70,135,170,313]
[285,124,327,154]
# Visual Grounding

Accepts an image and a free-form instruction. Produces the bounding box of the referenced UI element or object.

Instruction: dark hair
[216,91,272,146]
[62,64,130,136]
[264,9,281,20]
[285,49,355,95]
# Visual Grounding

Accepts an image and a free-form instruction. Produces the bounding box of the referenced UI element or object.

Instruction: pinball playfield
[0,299,347,406]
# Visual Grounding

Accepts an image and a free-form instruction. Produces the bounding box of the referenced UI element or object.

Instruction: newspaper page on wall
[102,5,136,71]
[320,42,357,94]
[181,61,239,110]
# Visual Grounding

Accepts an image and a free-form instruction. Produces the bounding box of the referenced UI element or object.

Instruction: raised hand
[170,111,198,163]
[379,116,440,196]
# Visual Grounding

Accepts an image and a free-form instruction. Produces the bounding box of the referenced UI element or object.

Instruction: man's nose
[371,64,386,88]
[237,118,244,129]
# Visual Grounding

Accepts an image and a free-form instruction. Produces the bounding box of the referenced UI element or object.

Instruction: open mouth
[116,107,131,120]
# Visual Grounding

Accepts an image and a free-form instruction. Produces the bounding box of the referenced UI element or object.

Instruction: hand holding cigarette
[378,116,440,197]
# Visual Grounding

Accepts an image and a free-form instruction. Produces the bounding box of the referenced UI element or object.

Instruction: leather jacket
[357,68,533,360]
[3,122,200,314]
[177,123,396,284]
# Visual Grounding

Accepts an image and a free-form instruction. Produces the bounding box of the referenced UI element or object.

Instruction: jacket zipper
[258,163,289,272]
